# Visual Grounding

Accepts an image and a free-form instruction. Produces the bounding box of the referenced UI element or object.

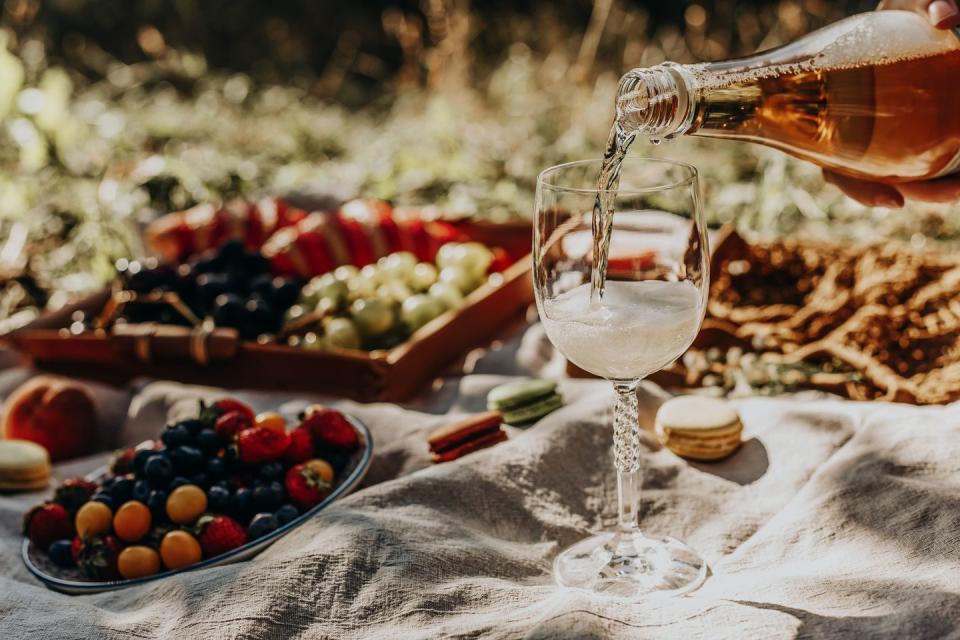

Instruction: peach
[2,375,98,461]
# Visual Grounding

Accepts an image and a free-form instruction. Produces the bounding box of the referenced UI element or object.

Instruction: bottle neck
[615,62,702,141]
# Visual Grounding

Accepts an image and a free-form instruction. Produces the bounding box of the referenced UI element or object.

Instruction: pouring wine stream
[589,123,636,302]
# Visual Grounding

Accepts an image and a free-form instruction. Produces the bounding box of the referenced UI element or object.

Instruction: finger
[928,0,960,28]
[894,176,960,203]
[823,170,905,208]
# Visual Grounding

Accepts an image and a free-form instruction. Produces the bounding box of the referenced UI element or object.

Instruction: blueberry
[180,446,206,469]
[49,539,75,567]
[207,485,231,512]
[206,457,226,479]
[242,251,271,277]
[100,476,117,492]
[169,447,189,471]
[271,277,301,309]
[247,513,279,539]
[169,476,192,491]
[275,504,299,526]
[132,479,152,502]
[213,293,249,329]
[217,238,246,265]
[196,429,222,455]
[145,454,174,485]
[146,490,168,520]
[127,259,175,293]
[178,419,205,436]
[111,477,134,504]
[227,264,254,293]
[244,296,277,338]
[196,273,232,310]
[250,275,274,302]
[192,251,221,275]
[171,446,204,473]
[189,473,209,489]
[174,263,197,298]
[161,424,192,448]
[91,493,114,510]
[257,462,284,481]
[149,261,176,289]
[231,488,253,522]
[252,484,274,511]
[133,450,157,476]
[268,481,286,507]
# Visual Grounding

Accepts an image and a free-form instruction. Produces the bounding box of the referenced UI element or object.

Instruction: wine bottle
[615,11,960,182]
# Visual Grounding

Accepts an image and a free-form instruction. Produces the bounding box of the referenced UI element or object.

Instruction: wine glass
[534,158,709,600]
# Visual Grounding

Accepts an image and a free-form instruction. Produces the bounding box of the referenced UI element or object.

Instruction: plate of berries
[21,398,372,594]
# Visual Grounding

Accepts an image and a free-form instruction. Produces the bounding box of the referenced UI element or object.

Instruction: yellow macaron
[0,439,51,491]
[655,396,742,461]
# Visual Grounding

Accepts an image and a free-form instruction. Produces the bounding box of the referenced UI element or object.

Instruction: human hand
[877,0,959,26]
[824,0,960,207]
[823,171,960,208]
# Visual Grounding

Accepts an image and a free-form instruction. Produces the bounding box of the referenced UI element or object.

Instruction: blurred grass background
[0,0,957,316]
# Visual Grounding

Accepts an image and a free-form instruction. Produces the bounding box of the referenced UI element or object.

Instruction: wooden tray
[6,221,533,402]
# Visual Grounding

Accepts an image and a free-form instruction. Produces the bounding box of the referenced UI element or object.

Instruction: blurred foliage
[4,1,881,96]
[0,0,958,311]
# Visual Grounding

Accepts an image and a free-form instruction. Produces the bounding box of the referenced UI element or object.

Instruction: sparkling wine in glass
[534,158,709,600]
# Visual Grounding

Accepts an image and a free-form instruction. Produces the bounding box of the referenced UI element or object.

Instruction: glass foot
[554,530,707,600]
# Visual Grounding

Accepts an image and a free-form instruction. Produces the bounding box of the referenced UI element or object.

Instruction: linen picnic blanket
[1,329,960,639]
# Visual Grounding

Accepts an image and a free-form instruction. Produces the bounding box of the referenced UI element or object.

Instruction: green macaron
[487,378,564,425]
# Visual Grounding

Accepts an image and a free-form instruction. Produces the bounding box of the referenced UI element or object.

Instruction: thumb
[927,0,960,27]
[878,0,960,28]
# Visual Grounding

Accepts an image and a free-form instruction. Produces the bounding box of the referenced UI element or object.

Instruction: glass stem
[613,381,641,532]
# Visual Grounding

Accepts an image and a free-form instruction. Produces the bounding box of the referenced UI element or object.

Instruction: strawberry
[200,398,256,427]
[215,399,255,421]
[75,534,122,580]
[489,247,512,273]
[53,478,99,515]
[23,502,74,551]
[195,514,248,557]
[284,461,332,510]
[302,407,359,452]
[237,427,291,464]
[71,536,82,563]
[283,427,315,465]
[110,447,136,475]
[215,411,253,441]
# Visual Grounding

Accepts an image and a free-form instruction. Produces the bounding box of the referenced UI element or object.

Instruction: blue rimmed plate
[23,413,373,595]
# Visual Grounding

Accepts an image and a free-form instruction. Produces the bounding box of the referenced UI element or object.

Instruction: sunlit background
[1,0,955,324]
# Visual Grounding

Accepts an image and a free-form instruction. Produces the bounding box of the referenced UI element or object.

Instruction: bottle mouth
[615,63,694,140]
